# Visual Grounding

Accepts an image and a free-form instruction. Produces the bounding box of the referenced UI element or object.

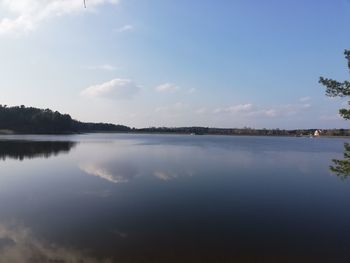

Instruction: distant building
[314,130,321,137]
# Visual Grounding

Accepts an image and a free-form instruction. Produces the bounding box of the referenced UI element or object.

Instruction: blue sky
[0,0,350,128]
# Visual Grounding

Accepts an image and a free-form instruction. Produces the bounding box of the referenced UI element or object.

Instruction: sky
[0,0,350,129]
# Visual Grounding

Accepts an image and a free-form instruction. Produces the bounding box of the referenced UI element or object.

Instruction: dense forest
[0,105,130,134]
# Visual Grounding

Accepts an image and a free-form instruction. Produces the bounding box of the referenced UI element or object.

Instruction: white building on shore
[314,130,321,137]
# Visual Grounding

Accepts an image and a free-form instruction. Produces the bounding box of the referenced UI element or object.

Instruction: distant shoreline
[1,130,350,139]
[1,105,349,138]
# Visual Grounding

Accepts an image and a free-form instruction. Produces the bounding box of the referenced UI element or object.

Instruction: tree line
[0,105,130,134]
[136,127,350,137]
[0,104,349,136]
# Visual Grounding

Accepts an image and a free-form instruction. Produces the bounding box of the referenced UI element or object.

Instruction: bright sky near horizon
[0,0,350,129]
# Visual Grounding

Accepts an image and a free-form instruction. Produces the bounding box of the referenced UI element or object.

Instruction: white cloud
[155,83,179,93]
[195,107,207,114]
[247,103,312,118]
[246,108,278,118]
[299,96,311,102]
[188,88,196,94]
[81,78,140,100]
[0,0,119,36]
[214,103,254,114]
[83,64,118,71]
[319,114,342,121]
[264,109,278,117]
[302,103,311,109]
[155,102,186,113]
[115,24,134,32]
[226,103,254,113]
[212,101,312,119]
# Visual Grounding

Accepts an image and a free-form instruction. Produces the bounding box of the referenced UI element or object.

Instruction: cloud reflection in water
[0,223,111,263]
[80,161,139,184]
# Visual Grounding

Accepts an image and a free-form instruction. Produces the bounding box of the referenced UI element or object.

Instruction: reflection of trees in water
[0,140,76,161]
[330,143,350,180]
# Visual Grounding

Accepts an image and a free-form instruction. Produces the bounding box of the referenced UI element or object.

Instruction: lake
[0,134,349,263]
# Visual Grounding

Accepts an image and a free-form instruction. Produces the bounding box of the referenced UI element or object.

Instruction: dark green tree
[319,49,350,178]
[329,143,350,180]
[319,50,350,119]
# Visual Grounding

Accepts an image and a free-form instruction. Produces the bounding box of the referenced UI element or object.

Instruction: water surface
[0,134,349,263]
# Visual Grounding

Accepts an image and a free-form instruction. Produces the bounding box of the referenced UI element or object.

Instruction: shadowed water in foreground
[0,134,349,263]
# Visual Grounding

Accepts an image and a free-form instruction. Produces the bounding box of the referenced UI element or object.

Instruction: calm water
[0,134,350,263]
